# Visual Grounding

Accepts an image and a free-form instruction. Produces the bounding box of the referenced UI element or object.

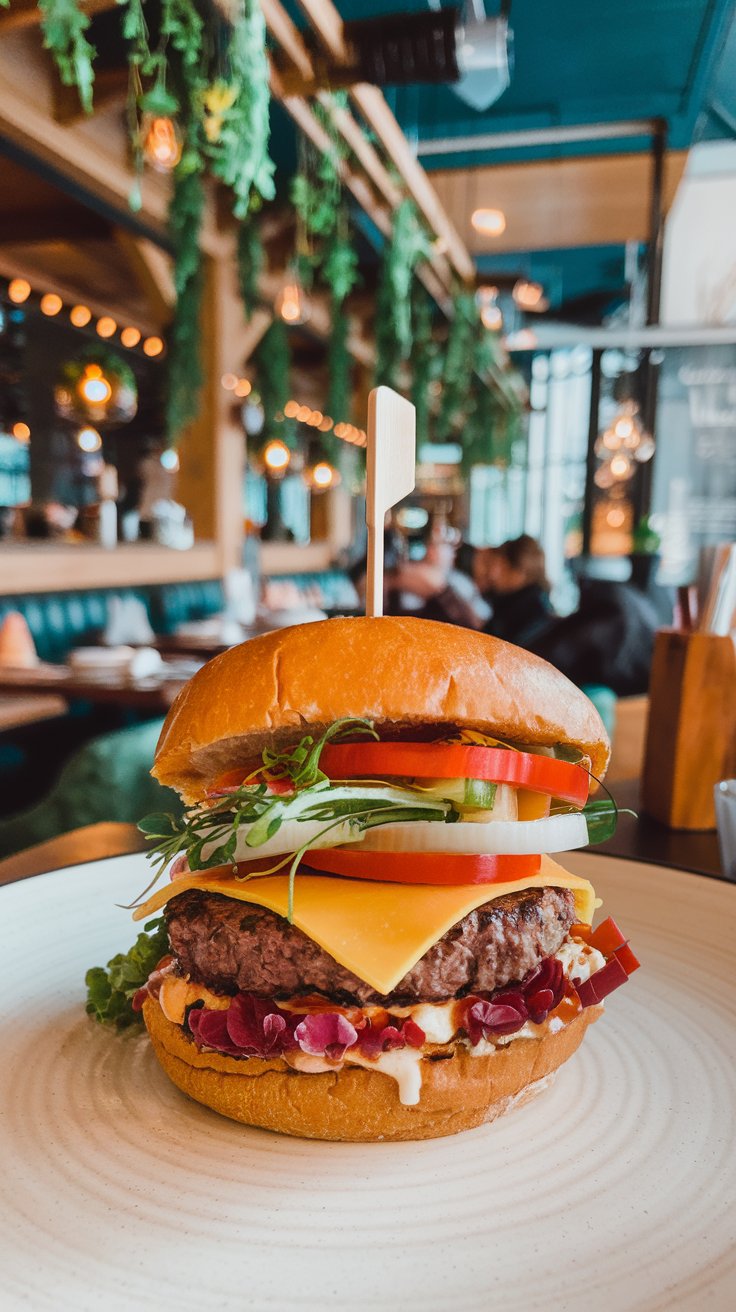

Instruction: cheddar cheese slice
[132,855,597,996]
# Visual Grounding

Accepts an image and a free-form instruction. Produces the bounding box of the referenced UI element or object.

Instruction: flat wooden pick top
[365,386,417,618]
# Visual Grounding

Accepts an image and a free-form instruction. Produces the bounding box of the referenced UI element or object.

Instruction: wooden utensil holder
[642,629,736,830]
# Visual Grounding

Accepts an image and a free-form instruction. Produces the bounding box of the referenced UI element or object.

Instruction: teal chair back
[0,719,182,859]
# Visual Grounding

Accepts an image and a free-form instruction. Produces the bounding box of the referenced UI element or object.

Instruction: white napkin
[224,569,257,625]
[128,647,164,680]
[103,596,155,647]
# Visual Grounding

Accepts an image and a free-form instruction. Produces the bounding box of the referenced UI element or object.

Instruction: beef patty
[165,886,575,1006]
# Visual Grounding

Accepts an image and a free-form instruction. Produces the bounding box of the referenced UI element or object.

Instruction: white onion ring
[356,812,589,856]
[200,810,588,865]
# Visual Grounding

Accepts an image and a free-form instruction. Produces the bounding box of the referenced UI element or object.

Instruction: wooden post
[176,249,246,575]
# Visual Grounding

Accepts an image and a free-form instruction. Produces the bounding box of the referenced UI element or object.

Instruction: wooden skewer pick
[365,386,416,618]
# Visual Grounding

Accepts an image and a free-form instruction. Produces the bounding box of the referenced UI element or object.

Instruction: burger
[107,617,638,1141]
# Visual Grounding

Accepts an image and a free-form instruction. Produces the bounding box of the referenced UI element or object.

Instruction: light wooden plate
[0,853,734,1310]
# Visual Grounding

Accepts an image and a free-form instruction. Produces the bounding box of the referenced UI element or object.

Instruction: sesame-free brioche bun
[153,617,609,800]
[143,997,601,1142]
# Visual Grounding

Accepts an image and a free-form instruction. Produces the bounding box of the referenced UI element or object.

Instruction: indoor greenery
[39,0,275,442]
[254,321,296,447]
[375,199,432,390]
[290,95,359,459]
[428,288,525,470]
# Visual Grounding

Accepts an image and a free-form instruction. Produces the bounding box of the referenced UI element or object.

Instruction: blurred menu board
[653,345,736,582]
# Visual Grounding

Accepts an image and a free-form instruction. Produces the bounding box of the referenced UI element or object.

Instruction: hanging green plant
[39,0,96,114]
[208,1,275,219]
[290,99,359,452]
[436,290,477,435]
[254,321,296,448]
[40,0,274,444]
[325,308,349,457]
[166,161,205,441]
[160,0,205,74]
[237,218,264,322]
[410,287,439,448]
[461,313,525,471]
[375,199,432,389]
[323,219,359,448]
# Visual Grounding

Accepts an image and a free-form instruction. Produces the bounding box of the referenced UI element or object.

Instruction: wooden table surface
[588,777,723,880]
[0,822,147,886]
[0,691,68,731]
[154,622,276,659]
[0,663,191,713]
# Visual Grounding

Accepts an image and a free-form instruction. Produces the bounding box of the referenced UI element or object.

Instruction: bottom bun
[143,999,602,1142]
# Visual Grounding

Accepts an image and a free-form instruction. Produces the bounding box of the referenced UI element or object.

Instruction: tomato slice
[319,742,589,806]
[208,768,293,796]
[300,849,542,886]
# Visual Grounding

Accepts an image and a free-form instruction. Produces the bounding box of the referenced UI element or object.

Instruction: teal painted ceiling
[281,0,736,313]
[285,1,735,161]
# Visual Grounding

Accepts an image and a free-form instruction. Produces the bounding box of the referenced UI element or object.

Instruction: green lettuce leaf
[85,917,168,1028]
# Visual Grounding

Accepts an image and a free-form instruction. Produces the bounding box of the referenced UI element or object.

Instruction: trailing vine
[291,95,360,456]
[410,287,439,448]
[433,289,526,469]
[237,217,264,322]
[166,163,205,440]
[39,0,96,114]
[375,199,432,389]
[437,291,477,436]
[207,0,275,219]
[40,0,274,443]
[254,321,296,447]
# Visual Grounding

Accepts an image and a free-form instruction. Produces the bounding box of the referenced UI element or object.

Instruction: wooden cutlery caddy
[642,629,736,830]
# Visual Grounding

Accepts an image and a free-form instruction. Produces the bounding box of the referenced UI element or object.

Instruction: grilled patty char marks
[165,886,576,1006]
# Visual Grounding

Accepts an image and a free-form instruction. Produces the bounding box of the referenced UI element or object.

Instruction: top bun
[153,617,609,800]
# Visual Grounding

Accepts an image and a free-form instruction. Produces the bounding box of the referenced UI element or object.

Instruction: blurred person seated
[390,537,492,630]
[530,579,658,697]
[475,536,555,648]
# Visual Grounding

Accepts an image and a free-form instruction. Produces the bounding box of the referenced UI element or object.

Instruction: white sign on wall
[662,142,736,327]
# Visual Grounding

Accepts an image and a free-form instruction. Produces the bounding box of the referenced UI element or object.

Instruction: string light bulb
[262,439,291,474]
[79,364,112,406]
[96,316,117,339]
[477,285,502,332]
[512,280,545,311]
[41,294,62,316]
[8,279,31,305]
[76,426,102,452]
[121,326,141,348]
[309,461,339,490]
[471,208,506,237]
[70,305,92,327]
[276,272,309,325]
[143,336,164,357]
[12,422,30,442]
[142,115,182,173]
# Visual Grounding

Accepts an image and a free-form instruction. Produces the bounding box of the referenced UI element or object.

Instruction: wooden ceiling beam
[262,0,452,312]
[279,90,451,316]
[295,0,475,286]
[113,229,176,325]
[0,0,116,35]
[0,209,108,244]
[0,250,162,337]
[53,66,128,126]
